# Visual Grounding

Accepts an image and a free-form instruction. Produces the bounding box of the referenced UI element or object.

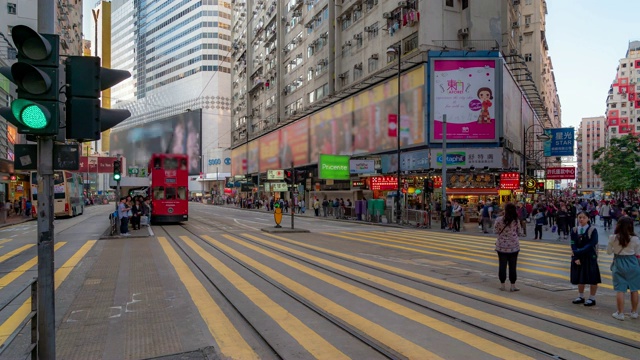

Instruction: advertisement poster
[503,66,522,144]
[309,66,425,162]
[280,117,310,167]
[230,144,246,176]
[110,110,202,174]
[318,154,350,180]
[349,159,375,174]
[259,131,281,171]
[431,58,498,143]
[247,140,259,174]
[381,149,430,173]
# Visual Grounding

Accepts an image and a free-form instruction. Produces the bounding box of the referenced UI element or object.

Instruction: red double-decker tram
[149,153,189,223]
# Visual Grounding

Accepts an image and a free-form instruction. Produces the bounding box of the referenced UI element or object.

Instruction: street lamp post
[523,124,551,196]
[387,45,402,224]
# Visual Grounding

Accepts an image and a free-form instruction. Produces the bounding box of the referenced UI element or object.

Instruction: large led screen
[110,109,202,175]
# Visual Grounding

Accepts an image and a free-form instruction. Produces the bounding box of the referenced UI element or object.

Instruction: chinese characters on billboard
[546,167,575,180]
[543,128,574,157]
[431,58,499,143]
[500,172,520,190]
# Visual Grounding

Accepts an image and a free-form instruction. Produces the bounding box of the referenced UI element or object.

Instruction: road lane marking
[0,242,66,289]
[243,233,623,360]
[0,240,95,346]
[0,239,12,245]
[222,233,533,359]
[157,237,258,360]
[361,231,614,281]
[180,235,350,360]
[0,245,35,264]
[198,235,444,360]
[261,232,639,344]
[325,231,614,289]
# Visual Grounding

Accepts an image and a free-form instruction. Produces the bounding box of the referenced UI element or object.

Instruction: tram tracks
[158,212,640,359]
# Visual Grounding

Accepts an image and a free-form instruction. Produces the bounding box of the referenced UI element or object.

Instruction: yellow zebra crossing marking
[0,245,34,264]
[181,235,350,359]
[0,241,95,346]
[259,231,638,344]
[157,237,259,360]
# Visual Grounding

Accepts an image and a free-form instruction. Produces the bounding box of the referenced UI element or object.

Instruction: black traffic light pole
[38,1,56,358]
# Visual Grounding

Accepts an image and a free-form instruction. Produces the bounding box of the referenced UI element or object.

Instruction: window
[354,63,363,80]
[622,63,627,68]
[7,2,16,15]
[153,187,165,200]
[367,22,379,40]
[524,33,532,44]
[355,33,363,48]
[368,56,378,73]
[339,71,349,86]
[445,0,454,7]
[461,0,468,9]
[524,15,531,26]
[525,0,532,4]
[524,53,532,62]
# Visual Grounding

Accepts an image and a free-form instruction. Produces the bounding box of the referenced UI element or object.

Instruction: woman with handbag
[494,203,523,292]
[607,216,640,320]
[570,211,601,307]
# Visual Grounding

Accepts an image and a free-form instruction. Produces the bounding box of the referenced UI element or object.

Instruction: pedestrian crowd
[117,195,152,236]
[490,196,640,322]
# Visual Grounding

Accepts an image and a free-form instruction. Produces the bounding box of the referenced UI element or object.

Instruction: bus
[31,171,84,217]
[149,153,189,223]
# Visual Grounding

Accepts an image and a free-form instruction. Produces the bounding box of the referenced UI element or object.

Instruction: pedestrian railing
[0,277,37,359]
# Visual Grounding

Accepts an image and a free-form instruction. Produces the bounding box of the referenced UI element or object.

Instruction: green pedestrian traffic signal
[113,160,122,181]
[0,25,61,135]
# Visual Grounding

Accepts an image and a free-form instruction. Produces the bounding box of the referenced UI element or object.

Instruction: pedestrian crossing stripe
[359,231,614,281]
[222,233,535,359]
[324,231,615,289]
[240,232,625,360]
[0,244,34,264]
[0,241,95,346]
[0,242,66,289]
[182,235,352,360]
[157,237,259,360]
[258,231,638,344]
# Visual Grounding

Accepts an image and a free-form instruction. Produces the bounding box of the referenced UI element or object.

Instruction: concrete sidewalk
[0,214,35,228]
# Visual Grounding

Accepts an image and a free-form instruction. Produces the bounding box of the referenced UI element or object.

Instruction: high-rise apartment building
[515,0,561,128]
[110,0,234,184]
[576,116,606,193]
[230,0,558,169]
[605,41,640,140]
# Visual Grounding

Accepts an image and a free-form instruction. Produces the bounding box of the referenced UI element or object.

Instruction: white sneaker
[612,312,625,321]
[630,312,638,319]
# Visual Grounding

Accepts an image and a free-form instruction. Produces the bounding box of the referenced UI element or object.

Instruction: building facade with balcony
[229,0,560,205]
[576,116,606,194]
[606,41,640,140]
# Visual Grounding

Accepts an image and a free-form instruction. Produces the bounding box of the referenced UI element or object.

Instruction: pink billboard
[430,58,499,143]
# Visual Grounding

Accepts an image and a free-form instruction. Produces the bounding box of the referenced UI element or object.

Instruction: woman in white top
[606,216,640,320]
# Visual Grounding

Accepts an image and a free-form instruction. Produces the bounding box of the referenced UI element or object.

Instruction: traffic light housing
[0,25,61,135]
[65,56,132,141]
[424,178,434,193]
[113,160,122,181]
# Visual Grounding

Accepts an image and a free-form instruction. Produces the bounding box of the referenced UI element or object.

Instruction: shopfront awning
[445,188,499,195]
